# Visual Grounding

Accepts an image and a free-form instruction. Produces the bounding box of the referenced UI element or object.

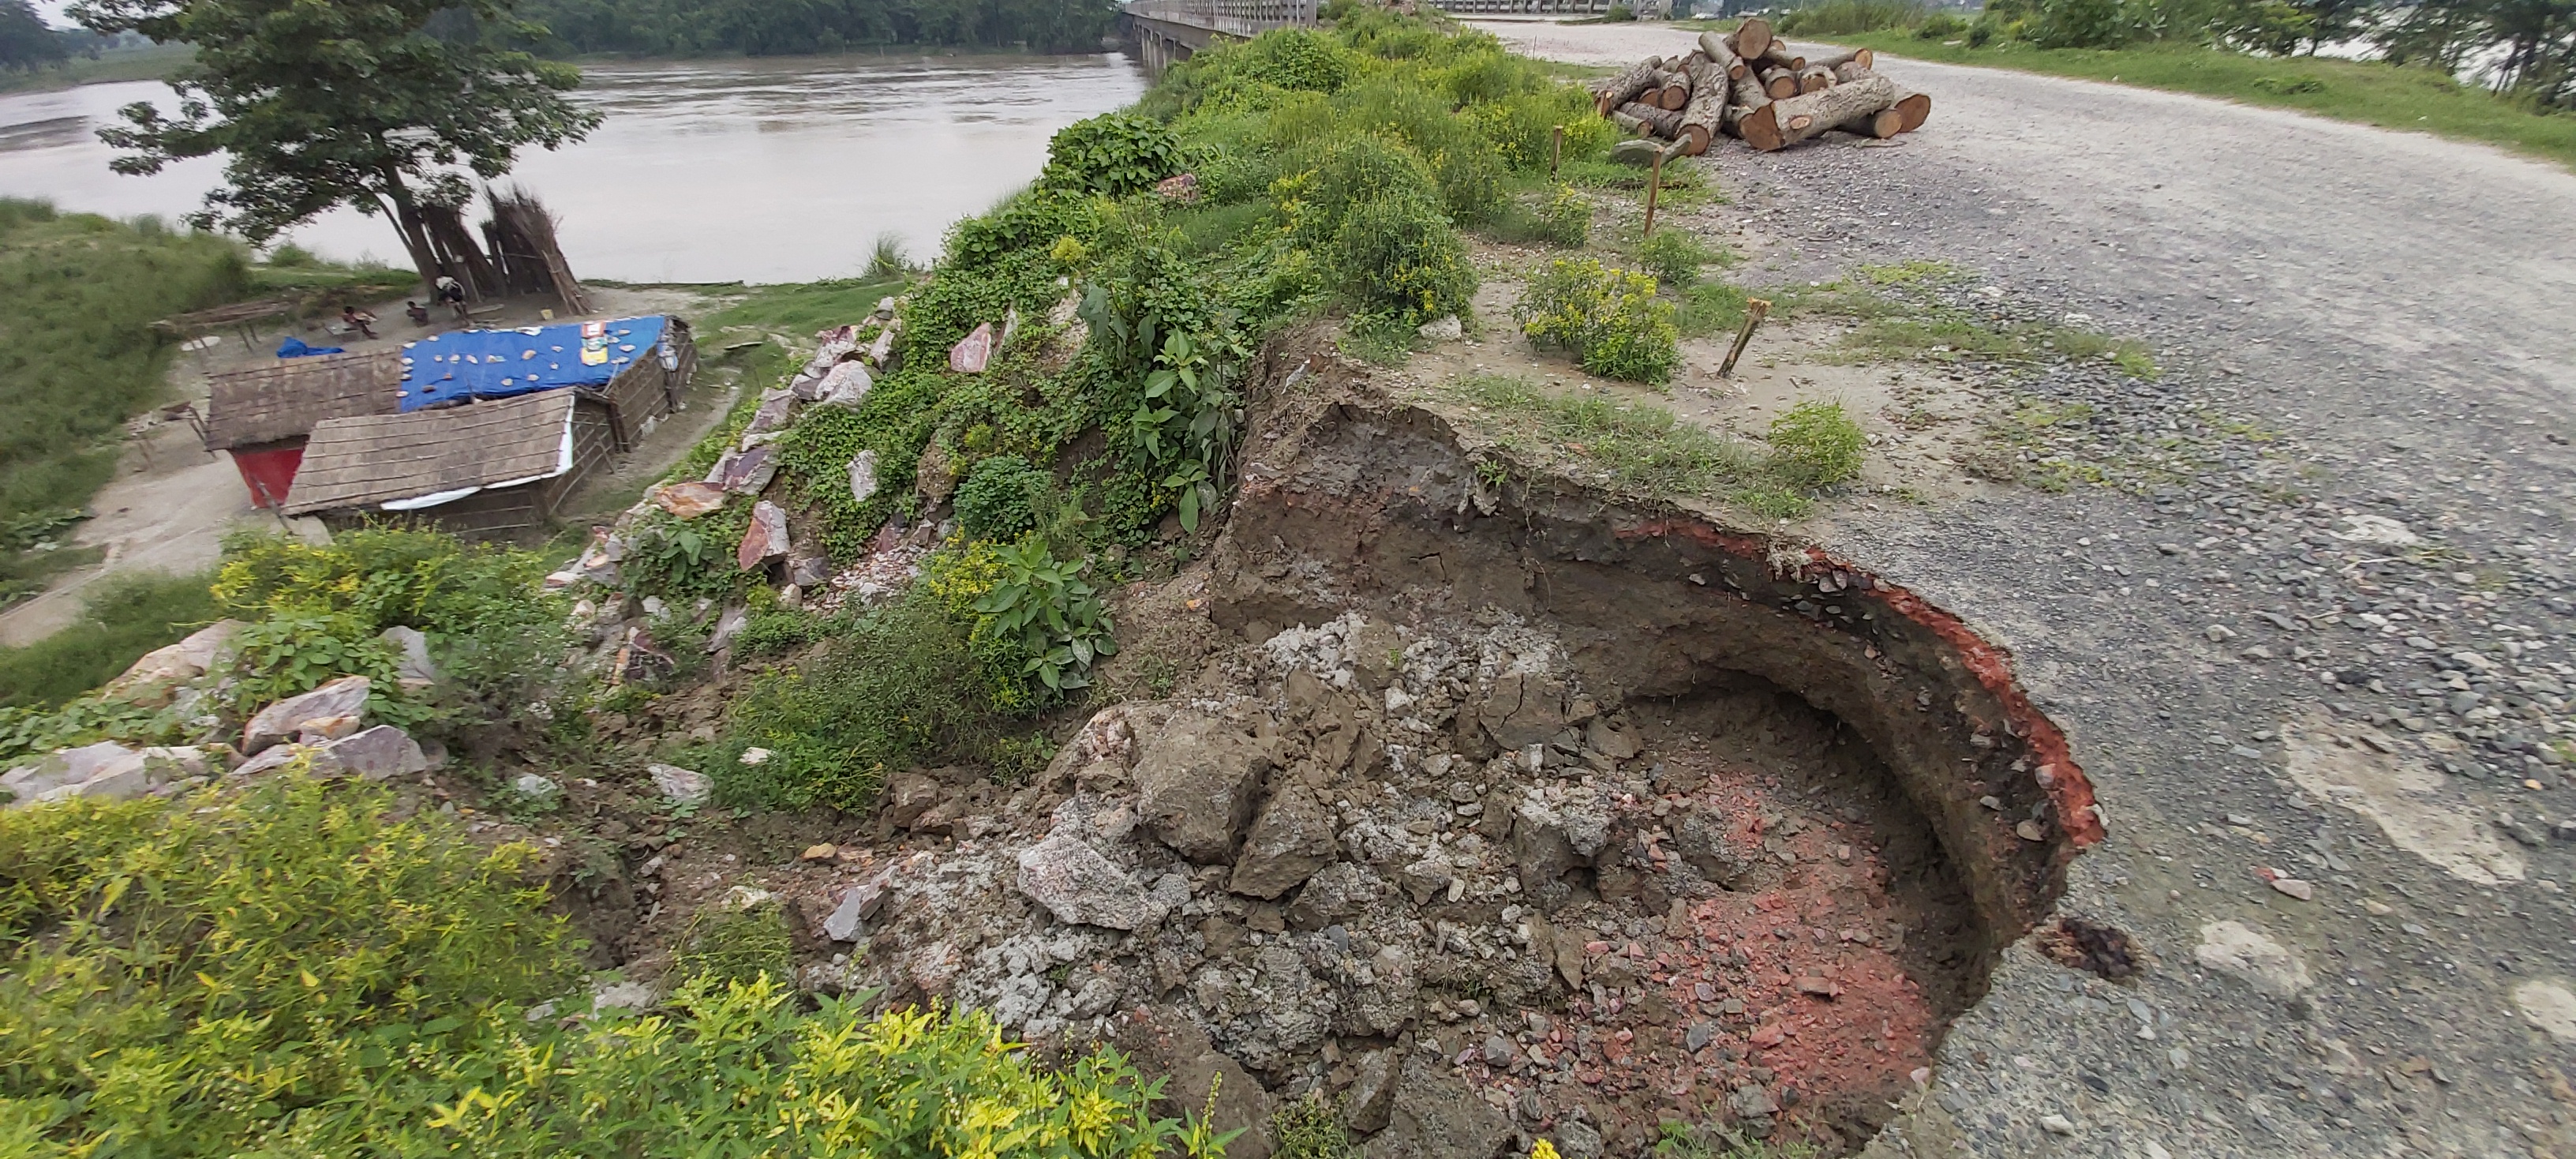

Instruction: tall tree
[0,0,70,71]
[69,0,601,291]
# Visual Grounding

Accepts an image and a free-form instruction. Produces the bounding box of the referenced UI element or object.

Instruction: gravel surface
[1480,21,2576,1157]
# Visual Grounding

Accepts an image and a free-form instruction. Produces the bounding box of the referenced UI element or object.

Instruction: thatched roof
[202,350,403,450]
[283,392,577,516]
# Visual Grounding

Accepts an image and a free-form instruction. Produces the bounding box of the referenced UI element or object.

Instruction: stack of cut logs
[1587,17,1931,155]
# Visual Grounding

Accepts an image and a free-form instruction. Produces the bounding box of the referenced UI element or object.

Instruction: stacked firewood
[1586,17,1931,156]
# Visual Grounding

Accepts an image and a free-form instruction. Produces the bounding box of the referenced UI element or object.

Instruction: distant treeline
[492,0,1122,56]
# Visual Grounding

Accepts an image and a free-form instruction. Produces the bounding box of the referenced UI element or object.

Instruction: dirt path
[1480,21,2576,1157]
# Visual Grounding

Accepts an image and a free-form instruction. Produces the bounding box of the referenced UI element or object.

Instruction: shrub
[2031,0,2130,47]
[720,587,984,812]
[972,538,1118,693]
[955,454,1050,542]
[1766,399,1868,486]
[1775,0,1928,35]
[1241,26,1354,92]
[1539,185,1590,246]
[1280,134,1442,246]
[1271,1091,1355,1159]
[0,570,215,711]
[1915,11,1971,37]
[1515,257,1681,384]
[1040,113,1188,197]
[1328,195,1478,331]
[0,777,1222,1157]
[670,901,795,986]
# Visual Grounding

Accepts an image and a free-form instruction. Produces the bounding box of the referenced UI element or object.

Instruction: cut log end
[1895,91,1932,133]
[1735,17,1773,63]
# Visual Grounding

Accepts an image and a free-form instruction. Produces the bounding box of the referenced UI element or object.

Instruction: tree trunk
[1677,57,1728,154]
[1619,100,1685,139]
[1758,43,1805,71]
[1737,73,1897,152]
[1733,16,1773,63]
[1698,30,1746,81]
[1831,65,1931,132]
[1595,57,1664,115]
[1760,66,1799,99]
[1838,107,1904,138]
[373,177,446,299]
[1798,64,1833,93]
[1812,47,1874,72]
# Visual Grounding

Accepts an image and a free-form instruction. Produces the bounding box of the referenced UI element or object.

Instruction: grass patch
[1833,36,2576,172]
[1673,281,1750,339]
[0,570,217,710]
[1772,265,2159,377]
[700,274,909,340]
[1440,374,1863,519]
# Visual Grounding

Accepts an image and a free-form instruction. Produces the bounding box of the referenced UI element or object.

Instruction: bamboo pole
[1552,124,1564,176]
[1719,298,1772,377]
[1643,150,1664,238]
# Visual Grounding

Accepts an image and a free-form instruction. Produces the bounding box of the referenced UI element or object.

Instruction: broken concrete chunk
[1016,835,1152,930]
[823,871,893,942]
[713,444,779,496]
[1228,781,1338,898]
[816,360,873,409]
[1344,1048,1401,1135]
[242,675,371,755]
[310,725,428,781]
[648,762,712,805]
[1,741,191,805]
[1133,713,1271,864]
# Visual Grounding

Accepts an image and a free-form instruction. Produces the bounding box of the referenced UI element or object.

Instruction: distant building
[200,350,404,508]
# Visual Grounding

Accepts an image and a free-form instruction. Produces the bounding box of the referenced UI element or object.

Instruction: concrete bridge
[1118,0,1317,74]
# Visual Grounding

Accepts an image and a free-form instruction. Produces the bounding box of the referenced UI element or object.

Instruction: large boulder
[1512,784,1611,911]
[241,676,372,755]
[1016,835,1153,931]
[1229,780,1338,899]
[233,725,426,782]
[379,626,437,691]
[2,743,212,807]
[1361,1052,1516,1159]
[102,620,244,707]
[1133,714,1271,864]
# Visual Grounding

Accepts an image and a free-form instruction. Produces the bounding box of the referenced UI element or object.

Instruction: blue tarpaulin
[276,336,343,358]
[396,316,668,412]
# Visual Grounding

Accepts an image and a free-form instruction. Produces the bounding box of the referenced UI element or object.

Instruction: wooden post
[1551,125,1563,176]
[1719,298,1772,378]
[1643,150,1664,238]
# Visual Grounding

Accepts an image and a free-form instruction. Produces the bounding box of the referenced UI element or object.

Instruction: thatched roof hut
[200,350,404,508]
[283,391,616,539]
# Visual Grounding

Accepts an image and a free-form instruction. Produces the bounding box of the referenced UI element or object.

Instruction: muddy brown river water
[0,51,1148,283]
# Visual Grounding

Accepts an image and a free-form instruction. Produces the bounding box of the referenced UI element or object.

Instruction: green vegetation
[1442,374,1860,517]
[0,40,190,93]
[0,775,1226,1157]
[0,571,216,710]
[1773,0,1928,36]
[668,899,796,986]
[1271,1091,1357,1159]
[1516,257,1682,384]
[1773,261,2158,377]
[0,201,248,543]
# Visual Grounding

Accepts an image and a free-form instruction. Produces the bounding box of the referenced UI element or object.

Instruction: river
[0,52,1148,283]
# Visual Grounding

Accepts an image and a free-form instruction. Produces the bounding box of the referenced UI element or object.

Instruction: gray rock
[102,619,243,707]
[1416,314,1462,342]
[1362,1052,1515,1159]
[512,773,562,801]
[1673,810,1752,887]
[1481,1033,1511,1065]
[649,762,712,805]
[379,626,437,689]
[823,872,893,941]
[309,725,427,781]
[708,606,750,654]
[1016,835,1151,930]
[1229,781,1338,898]
[848,449,880,504]
[1552,1120,1603,1159]
[1477,670,1571,750]
[242,675,372,754]
[1133,713,1271,863]
[1728,1083,1780,1118]
[1511,787,1609,909]
[883,769,947,828]
[1346,1048,1402,1135]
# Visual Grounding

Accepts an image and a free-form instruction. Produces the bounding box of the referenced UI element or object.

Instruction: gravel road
[1479,21,2576,1157]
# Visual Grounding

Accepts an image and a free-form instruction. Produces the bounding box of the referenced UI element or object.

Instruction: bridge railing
[1124,0,1319,36]
[1419,0,1617,11]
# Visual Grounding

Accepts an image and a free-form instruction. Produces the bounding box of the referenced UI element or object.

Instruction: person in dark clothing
[405,300,432,326]
[435,276,467,319]
[340,305,378,339]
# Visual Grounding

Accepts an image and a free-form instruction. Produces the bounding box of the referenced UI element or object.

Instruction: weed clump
[1330,194,1478,333]
[955,454,1049,542]
[1766,399,1868,487]
[1515,257,1681,384]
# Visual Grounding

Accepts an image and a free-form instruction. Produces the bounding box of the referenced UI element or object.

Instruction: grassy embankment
[0,43,193,94]
[0,10,1863,1153]
[1678,11,2576,171]
[0,200,412,707]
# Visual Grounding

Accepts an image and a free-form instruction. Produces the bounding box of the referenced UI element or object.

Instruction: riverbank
[0,44,192,95]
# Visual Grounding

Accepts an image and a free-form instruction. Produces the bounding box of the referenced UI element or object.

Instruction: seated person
[404,300,432,326]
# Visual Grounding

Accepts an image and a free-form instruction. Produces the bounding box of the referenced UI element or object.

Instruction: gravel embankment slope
[1480,21,2576,1157]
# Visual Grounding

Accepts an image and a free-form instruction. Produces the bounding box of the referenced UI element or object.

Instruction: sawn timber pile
[1588,17,1932,156]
